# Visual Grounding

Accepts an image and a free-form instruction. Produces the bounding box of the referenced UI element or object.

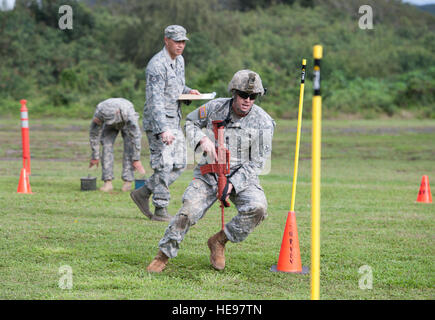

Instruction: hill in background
[416,4,435,14]
[0,0,434,119]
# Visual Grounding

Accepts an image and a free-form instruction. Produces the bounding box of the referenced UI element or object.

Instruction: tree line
[0,0,434,119]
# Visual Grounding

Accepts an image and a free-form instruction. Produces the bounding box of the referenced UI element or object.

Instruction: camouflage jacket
[143,46,192,135]
[185,98,275,194]
[89,98,142,160]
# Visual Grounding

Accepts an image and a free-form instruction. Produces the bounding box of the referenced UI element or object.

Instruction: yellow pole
[290,59,307,213]
[311,45,322,300]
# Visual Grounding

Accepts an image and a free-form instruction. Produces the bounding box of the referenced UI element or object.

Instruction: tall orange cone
[271,211,308,274]
[20,99,31,175]
[416,175,432,203]
[17,167,32,194]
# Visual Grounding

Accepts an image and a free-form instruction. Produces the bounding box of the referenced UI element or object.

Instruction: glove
[89,159,99,168]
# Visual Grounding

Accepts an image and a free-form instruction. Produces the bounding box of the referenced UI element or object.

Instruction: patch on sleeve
[148,74,160,84]
[199,105,207,119]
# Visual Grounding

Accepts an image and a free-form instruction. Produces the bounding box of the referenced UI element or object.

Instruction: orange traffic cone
[17,167,32,194]
[271,211,308,274]
[416,175,432,203]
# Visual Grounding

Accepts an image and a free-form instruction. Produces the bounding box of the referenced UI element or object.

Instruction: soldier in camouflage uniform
[89,98,146,192]
[130,25,200,221]
[146,70,275,272]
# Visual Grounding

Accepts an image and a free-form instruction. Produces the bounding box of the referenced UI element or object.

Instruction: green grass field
[0,118,434,300]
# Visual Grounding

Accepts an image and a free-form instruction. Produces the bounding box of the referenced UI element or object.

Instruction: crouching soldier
[89,98,146,192]
[146,70,275,272]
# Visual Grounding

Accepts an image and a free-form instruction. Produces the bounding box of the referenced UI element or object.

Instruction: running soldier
[146,70,275,272]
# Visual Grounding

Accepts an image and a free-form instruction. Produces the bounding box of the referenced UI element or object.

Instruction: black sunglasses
[236,90,259,100]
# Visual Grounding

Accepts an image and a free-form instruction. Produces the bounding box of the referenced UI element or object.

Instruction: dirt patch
[26,124,86,132]
[0,157,87,162]
[339,127,435,135]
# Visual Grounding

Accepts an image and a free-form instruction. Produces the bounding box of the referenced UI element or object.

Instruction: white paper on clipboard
[178,92,216,100]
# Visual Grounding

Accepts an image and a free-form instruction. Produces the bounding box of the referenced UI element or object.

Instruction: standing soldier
[130,25,200,222]
[89,98,146,192]
[146,70,275,272]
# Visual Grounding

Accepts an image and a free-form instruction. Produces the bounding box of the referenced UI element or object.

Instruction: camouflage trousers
[100,124,134,181]
[144,128,187,208]
[158,178,268,259]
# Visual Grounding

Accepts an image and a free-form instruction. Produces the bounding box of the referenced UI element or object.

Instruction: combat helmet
[228,70,265,96]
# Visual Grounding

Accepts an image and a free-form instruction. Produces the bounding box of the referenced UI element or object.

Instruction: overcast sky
[402,0,435,4]
[2,0,435,10]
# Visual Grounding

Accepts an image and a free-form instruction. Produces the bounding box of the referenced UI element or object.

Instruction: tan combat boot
[100,180,113,192]
[121,181,132,192]
[130,185,153,219]
[147,250,169,273]
[151,207,173,222]
[207,230,228,271]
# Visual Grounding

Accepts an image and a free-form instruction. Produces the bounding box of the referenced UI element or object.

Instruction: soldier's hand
[92,117,102,125]
[89,159,99,168]
[160,131,175,145]
[218,183,233,202]
[189,89,201,95]
[200,136,217,162]
[132,160,146,174]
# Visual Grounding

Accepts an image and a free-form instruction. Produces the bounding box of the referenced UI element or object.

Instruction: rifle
[200,120,231,230]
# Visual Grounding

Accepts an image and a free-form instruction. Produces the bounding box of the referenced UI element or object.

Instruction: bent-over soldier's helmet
[97,107,127,126]
[228,70,265,96]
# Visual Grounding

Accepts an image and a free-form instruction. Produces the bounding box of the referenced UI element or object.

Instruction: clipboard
[178,92,216,100]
